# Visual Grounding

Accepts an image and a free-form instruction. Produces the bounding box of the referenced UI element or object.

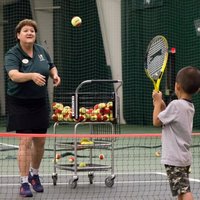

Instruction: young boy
[152,66,200,200]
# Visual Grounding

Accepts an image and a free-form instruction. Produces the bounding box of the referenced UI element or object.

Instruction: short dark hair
[15,19,37,41]
[176,66,200,94]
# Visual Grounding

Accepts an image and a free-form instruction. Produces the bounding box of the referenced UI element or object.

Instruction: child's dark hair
[176,66,200,94]
[15,19,37,41]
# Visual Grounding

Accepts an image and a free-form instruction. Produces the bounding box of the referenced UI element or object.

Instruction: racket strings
[147,39,167,80]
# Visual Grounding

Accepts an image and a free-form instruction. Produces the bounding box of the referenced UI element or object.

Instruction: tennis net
[0,131,200,200]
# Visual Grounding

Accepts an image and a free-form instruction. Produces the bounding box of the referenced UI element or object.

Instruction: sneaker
[28,172,44,193]
[20,183,33,197]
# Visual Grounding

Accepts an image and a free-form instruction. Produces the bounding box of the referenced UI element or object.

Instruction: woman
[4,19,61,197]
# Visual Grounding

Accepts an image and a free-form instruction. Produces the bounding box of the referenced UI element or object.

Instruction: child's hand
[152,90,163,105]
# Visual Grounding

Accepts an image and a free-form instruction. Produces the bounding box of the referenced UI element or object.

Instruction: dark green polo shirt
[4,43,55,99]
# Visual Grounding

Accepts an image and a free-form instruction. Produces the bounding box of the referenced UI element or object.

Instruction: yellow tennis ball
[79,162,86,167]
[71,16,82,27]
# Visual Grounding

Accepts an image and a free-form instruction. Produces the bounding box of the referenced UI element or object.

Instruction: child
[152,66,200,200]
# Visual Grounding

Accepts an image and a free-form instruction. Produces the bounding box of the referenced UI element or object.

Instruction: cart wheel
[105,176,115,187]
[88,172,94,184]
[52,173,58,186]
[69,178,78,189]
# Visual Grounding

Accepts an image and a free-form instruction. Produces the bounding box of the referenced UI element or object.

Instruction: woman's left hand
[53,74,61,87]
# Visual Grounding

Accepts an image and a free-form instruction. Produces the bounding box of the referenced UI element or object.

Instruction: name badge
[22,59,29,64]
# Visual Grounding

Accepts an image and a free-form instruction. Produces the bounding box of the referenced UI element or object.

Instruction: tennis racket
[144,35,169,91]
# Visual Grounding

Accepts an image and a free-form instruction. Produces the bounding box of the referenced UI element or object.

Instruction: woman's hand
[50,67,61,87]
[52,74,61,87]
[32,73,46,86]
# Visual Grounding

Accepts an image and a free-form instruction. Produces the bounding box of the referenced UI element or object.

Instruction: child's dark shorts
[165,165,191,197]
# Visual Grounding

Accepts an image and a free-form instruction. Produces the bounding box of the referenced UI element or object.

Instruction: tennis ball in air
[99,154,104,160]
[71,16,82,27]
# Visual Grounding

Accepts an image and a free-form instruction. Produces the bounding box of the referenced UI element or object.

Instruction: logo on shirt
[38,54,45,61]
[22,59,29,64]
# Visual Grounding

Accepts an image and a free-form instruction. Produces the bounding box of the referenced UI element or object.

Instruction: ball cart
[52,80,122,189]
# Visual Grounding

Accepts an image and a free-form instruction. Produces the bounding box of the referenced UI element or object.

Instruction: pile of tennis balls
[51,101,114,122]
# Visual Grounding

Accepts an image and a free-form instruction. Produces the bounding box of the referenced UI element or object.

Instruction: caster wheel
[69,178,78,189]
[52,173,58,186]
[105,176,114,187]
[88,172,94,184]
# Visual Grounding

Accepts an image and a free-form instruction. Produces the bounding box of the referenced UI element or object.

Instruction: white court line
[0,171,165,177]
[0,142,18,148]
[157,172,200,183]
[0,180,169,187]
[1,172,200,187]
